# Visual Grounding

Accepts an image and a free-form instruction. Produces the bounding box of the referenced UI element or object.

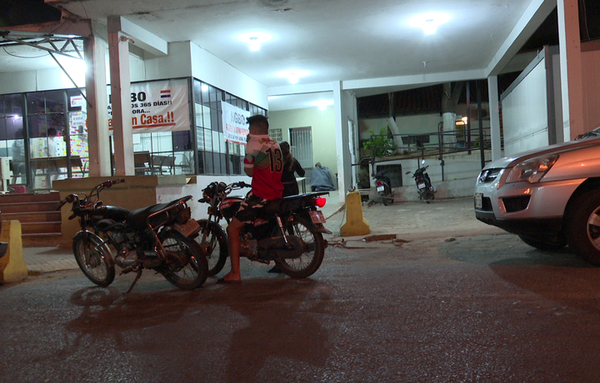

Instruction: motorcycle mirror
[405,171,411,174]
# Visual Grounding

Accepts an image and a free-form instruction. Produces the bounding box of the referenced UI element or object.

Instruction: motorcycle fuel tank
[219,197,243,219]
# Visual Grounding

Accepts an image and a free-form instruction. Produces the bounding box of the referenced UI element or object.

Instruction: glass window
[191,79,265,175]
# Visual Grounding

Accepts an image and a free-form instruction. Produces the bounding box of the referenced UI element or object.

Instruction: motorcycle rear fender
[314,223,332,234]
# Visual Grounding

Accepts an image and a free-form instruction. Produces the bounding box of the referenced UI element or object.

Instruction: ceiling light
[408,13,450,35]
[238,32,272,51]
[311,100,334,111]
[276,70,309,84]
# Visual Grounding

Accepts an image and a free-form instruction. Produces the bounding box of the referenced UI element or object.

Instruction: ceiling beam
[486,0,556,76]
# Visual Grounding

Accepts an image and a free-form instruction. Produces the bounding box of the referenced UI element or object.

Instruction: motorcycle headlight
[505,154,558,184]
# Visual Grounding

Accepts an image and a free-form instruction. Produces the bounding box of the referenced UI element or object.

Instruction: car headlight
[505,154,559,184]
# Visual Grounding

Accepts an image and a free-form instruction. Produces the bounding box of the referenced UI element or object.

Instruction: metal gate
[289,127,313,169]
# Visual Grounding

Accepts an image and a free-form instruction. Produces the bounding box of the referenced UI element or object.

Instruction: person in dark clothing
[269,141,306,274]
[279,141,305,197]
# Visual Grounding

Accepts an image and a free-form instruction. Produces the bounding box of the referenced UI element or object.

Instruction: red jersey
[244,134,284,200]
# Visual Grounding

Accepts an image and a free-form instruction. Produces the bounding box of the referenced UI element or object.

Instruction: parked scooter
[373,170,394,206]
[407,160,435,203]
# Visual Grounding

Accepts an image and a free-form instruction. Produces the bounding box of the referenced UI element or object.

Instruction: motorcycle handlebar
[232,181,251,189]
[100,178,125,188]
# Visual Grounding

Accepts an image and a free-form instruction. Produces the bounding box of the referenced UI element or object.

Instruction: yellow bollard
[340,190,370,236]
[0,220,28,283]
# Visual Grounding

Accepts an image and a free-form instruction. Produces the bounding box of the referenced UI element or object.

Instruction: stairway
[0,192,62,247]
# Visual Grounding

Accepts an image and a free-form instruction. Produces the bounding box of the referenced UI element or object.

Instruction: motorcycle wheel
[159,231,208,290]
[273,215,325,278]
[72,231,115,287]
[382,185,394,206]
[194,219,228,276]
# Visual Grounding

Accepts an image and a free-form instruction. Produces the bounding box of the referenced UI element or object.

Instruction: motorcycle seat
[127,196,190,228]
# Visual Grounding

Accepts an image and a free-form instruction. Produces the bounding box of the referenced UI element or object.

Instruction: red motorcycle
[194,181,330,278]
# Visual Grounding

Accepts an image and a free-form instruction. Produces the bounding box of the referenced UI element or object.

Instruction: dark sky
[0,0,61,27]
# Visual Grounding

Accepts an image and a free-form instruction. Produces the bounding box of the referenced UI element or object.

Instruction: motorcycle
[57,179,208,293]
[194,181,330,278]
[373,170,394,206]
[407,160,435,203]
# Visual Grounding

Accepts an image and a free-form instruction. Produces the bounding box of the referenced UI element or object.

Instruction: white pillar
[107,16,135,176]
[557,0,585,140]
[487,76,502,161]
[333,81,353,204]
[84,32,110,177]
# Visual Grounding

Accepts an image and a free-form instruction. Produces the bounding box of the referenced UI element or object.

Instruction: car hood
[484,136,600,169]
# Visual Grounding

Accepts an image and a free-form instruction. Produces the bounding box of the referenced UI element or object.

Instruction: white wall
[269,106,337,176]
[144,41,268,110]
[0,66,84,94]
[502,58,549,155]
[144,41,193,80]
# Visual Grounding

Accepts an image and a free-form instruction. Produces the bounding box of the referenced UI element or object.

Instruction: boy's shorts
[234,192,271,223]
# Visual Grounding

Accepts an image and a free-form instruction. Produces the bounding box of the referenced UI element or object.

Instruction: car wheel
[518,235,566,251]
[565,189,600,265]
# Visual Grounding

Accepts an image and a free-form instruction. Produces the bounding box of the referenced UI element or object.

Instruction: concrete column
[487,76,502,161]
[557,0,585,140]
[107,16,135,176]
[333,81,354,204]
[84,32,111,177]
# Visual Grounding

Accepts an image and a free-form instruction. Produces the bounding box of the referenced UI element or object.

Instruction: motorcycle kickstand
[125,269,143,294]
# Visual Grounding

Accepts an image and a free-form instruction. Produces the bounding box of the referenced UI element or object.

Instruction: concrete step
[0,201,60,214]
[4,211,62,223]
[20,221,61,235]
[22,233,63,247]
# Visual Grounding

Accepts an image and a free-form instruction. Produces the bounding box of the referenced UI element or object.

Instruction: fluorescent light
[311,100,333,111]
[238,32,272,51]
[408,13,450,35]
[276,69,310,84]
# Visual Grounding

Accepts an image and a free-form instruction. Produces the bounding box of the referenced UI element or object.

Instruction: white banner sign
[108,79,190,134]
[221,101,250,145]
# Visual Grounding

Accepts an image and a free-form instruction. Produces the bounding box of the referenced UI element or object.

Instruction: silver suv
[474,135,600,264]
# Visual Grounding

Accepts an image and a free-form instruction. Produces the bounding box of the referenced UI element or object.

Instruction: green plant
[363,127,396,158]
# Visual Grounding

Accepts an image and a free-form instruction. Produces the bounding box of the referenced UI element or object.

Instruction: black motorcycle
[407,161,435,203]
[58,179,208,292]
[373,170,394,205]
[194,181,330,278]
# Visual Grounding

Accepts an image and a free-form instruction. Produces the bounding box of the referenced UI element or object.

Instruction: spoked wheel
[72,231,115,287]
[194,219,228,276]
[159,231,208,290]
[273,215,325,278]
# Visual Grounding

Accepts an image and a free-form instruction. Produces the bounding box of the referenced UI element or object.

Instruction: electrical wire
[2,46,48,59]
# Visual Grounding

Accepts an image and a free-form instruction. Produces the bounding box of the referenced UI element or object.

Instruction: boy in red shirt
[219,115,283,283]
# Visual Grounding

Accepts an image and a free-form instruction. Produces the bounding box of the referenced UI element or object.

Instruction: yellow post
[340,190,370,236]
[0,220,28,283]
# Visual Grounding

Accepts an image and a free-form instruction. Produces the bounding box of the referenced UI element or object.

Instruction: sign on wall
[221,101,250,145]
[107,78,191,134]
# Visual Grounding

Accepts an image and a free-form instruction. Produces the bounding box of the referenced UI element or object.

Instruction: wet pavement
[3,195,600,382]
[21,193,497,275]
